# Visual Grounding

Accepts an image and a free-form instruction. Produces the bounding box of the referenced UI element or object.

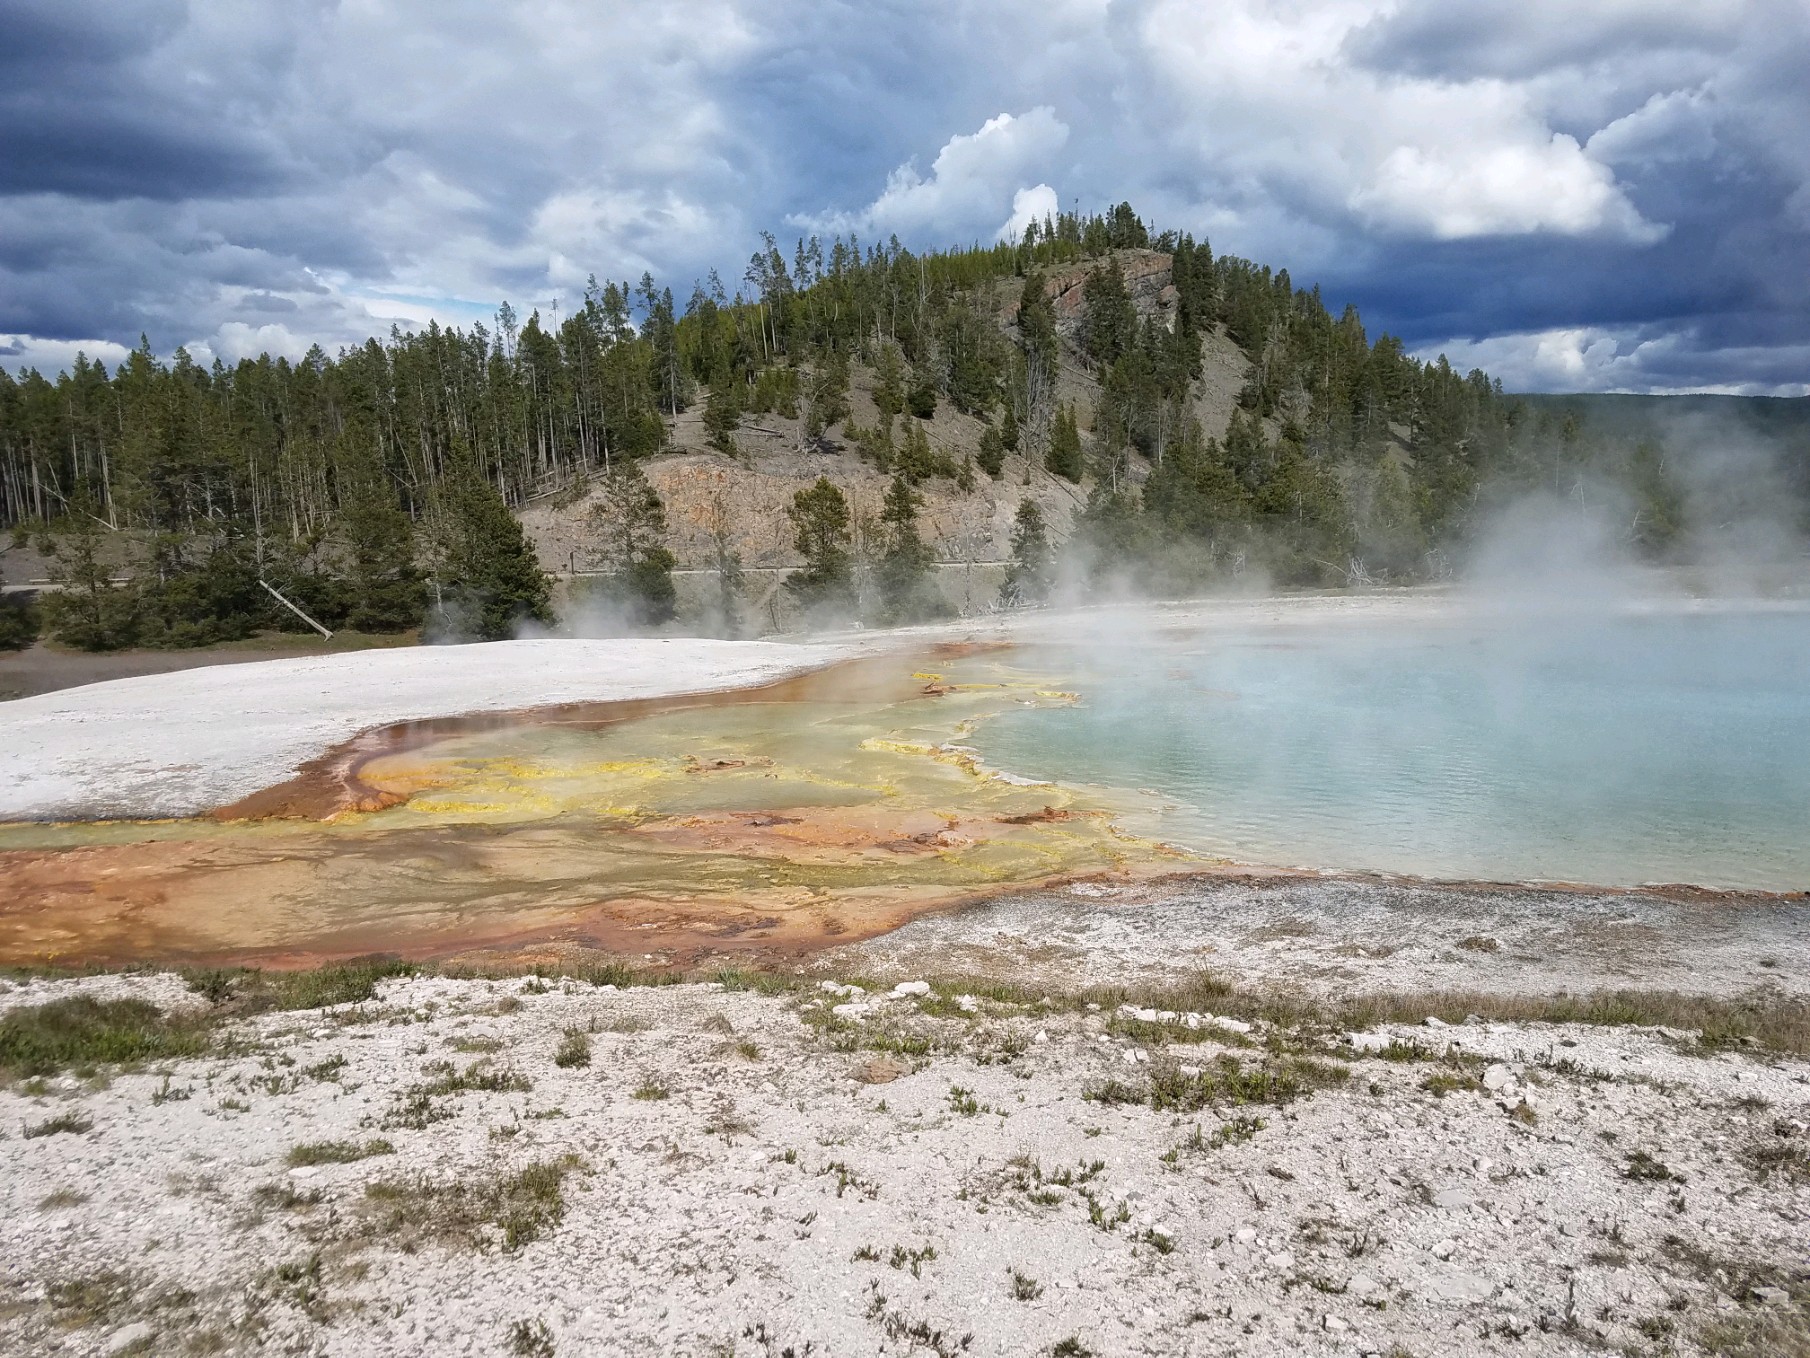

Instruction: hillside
[519,248,1258,625]
[9,199,1800,650]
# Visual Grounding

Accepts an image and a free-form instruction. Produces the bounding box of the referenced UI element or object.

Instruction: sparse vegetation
[362,1158,580,1253]
[1088,1054,1347,1113]
[1741,1125,1810,1185]
[509,1317,556,1357]
[286,1138,394,1167]
[22,1111,93,1138]
[1624,1150,1684,1183]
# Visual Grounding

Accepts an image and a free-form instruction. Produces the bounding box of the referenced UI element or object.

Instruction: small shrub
[1209,1115,1266,1149]
[1624,1150,1683,1183]
[553,1029,591,1069]
[1140,1228,1176,1254]
[252,1182,324,1211]
[888,1244,937,1279]
[631,1078,669,1101]
[509,1318,556,1357]
[1422,1071,1482,1098]
[1008,1269,1043,1301]
[23,1111,93,1139]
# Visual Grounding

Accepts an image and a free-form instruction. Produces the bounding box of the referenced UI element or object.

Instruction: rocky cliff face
[518,250,1252,627]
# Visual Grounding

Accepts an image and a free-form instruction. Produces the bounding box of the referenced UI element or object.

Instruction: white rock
[1346,1273,1381,1297]
[1481,1063,1514,1092]
[891,981,931,998]
[954,995,979,1013]
[1323,1314,1350,1332]
[1424,1271,1494,1305]
[1754,1285,1790,1305]
[1265,1252,1296,1270]
[831,1002,873,1019]
[1211,1016,1253,1035]
[1121,1049,1142,1066]
[289,1167,319,1180]
[1432,1188,1473,1209]
[1431,1238,1458,1260]
[1235,1227,1259,1244]
[104,1322,154,1354]
[1033,1029,1049,1044]
[1424,1016,1448,1029]
[1345,1031,1392,1053]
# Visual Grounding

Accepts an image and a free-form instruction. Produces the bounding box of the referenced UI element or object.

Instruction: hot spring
[2,601,1804,968]
[971,603,1810,893]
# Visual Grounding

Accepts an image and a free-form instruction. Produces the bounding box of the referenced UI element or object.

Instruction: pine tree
[341,472,426,633]
[1016,275,1058,375]
[0,561,39,650]
[999,402,1020,453]
[41,492,137,650]
[1080,261,1137,368]
[977,424,1005,478]
[1001,500,1053,607]
[431,457,552,640]
[784,477,855,618]
[906,369,938,419]
[803,352,850,442]
[703,373,741,454]
[587,459,677,628]
[874,474,942,622]
[1046,403,1084,482]
[872,343,906,419]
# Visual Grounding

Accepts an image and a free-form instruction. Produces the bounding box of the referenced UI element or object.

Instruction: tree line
[0,199,1720,650]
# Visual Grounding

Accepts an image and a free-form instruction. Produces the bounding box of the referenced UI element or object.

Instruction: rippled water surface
[967,608,1810,891]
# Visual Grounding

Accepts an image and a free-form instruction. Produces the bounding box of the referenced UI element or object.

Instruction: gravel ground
[2,970,1805,1358]
[828,876,1810,1001]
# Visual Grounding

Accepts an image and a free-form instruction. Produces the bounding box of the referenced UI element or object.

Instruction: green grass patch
[0,997,211,1078]
[286,1138,394,1167]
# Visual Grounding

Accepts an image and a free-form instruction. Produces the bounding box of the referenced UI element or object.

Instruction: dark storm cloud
[1,0,1805,392]
[0,0,288,201]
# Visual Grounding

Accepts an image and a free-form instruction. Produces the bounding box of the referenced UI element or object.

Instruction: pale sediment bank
[0,637,856,822]
[824,874,1810,1002]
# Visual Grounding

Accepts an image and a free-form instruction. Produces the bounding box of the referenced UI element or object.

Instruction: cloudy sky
[3,0,1807,394]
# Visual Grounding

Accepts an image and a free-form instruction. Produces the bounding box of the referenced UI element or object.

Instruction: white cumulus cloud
[798,108,1070,243]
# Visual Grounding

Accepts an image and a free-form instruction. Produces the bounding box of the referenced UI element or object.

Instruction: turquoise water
[969,609,1810,891]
